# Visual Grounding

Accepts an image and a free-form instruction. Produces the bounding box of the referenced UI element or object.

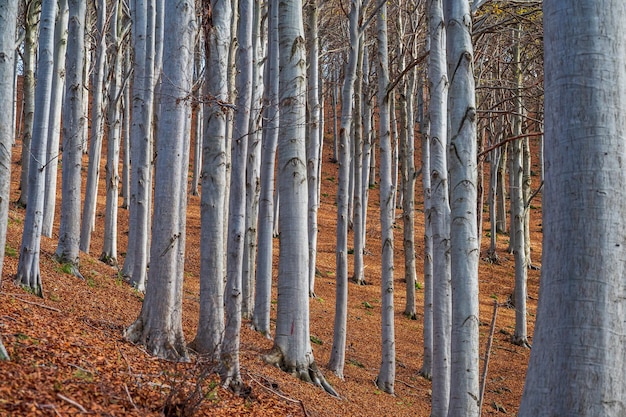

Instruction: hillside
[0,131,542,416]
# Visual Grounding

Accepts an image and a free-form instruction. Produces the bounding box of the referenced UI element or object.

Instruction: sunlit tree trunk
[80,0,107,253]
[444,0,480,414]
[352,35,365,286]
[375,0,395,394]
[42,0,68,238]
[15,0,58,297]
[191,0,232,357]
[55,0,86,276]
[252,0,279,337]
[519,1,626,414]
[125,0,195,362]
[428,0,451,414]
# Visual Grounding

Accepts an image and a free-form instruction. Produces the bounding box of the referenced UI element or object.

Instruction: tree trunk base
[263,347,339,397]
[124,317,189,362]
[511,335,531,349]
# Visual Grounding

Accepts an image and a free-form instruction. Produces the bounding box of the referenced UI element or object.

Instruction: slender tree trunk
[55,0,86,276]
[125,0,195,362]
[101,1,124,265]
[328,0,360,379]
[0,0,19,286]
[221,0,253,390]
[520,2,626,414]
[428,0,451,414]
[80,0,107,253]
[375,1,395,394]
[445,0,480,414]
[306,0,322,297]
[253,0,279,337]
[16,0,58,297]
[42,0,69,238]
[352,34,365,286]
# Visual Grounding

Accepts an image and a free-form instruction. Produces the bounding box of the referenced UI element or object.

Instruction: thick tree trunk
[190,0,232,357]
[445,0,480,415]
[125,0,195,362]
[16,0,58,297]
[55,0,86,276]
[520,1,626,414]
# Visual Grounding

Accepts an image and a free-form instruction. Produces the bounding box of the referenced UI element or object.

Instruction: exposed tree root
[124,318,189,362]
[511,336,531,349]
[418,367,432,381]
[263,347,339,397]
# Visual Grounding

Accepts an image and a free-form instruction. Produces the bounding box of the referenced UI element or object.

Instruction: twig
[479,300,499,416]
[56,394,87,413]
[0,293,61,313]
[37,403,62,417]
[245,370,301,404]
[124,383,139,411]
[396,379,417,389]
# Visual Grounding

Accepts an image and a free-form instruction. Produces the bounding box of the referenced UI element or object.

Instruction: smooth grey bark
[510,28,529,348]
[360,47,372,249]
[375,0,395,395]
[121,57,130,210]
[125,0,195,362]
[495,142,507,234]
[242,0,265,319]
[101,0,124,265]
[252,0,279,337]
[41,0,68,238]
[123,0,156,290]
[352,34,365,286]
[328,0,360,380]
[0,0,19,284]
[190,34,203,197]
[221,0,253,390]
[428,0,451,414]
[80,0,107,253]
[445,0,480,414]
[519,1,626,414]
[264,0,335,396]
[18,0,39,207]
[191,0,231,357]
[419,73,433,378]
[306,0,322,297]
[15,0,58,297]
[55,0,86,275]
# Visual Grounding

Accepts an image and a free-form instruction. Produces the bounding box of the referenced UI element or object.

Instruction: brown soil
[0,125,541,416]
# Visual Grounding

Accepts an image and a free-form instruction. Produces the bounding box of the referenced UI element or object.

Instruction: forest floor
[0,131,542,416]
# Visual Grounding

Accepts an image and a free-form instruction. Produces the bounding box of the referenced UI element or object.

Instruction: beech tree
[264,0,336,396]
[15,0,58,297]
[125,0,195,361]
[0,0,18,286]
[190,0,231,358]
[55,0,86,276]
[444,0,480,414]
[519,0,626,414]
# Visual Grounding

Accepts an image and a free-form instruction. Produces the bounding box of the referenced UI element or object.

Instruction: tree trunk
[125,0,195,362]
[221,0,253,390]
[80,0,107,253]
[55,0,86,276]
[375,1,395,395]
[0,0,19,285]
[519,2,626,414]
[15,0,58,297]
[42,0,69,238]
[428,0,451,413]
[253,0,279,337]
[352,34,365,286]
[264,0,335,396]
[445,0,480,415]
[328,0,360,379]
